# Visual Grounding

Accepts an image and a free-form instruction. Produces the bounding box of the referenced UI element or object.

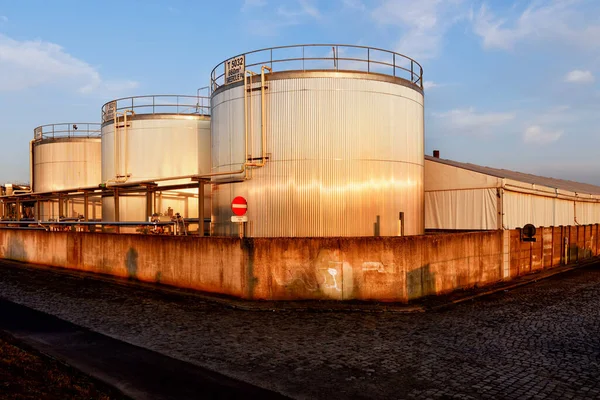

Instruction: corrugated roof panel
[425,155,600,196]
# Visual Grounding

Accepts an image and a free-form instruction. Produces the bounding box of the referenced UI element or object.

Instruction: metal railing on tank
[33,123,101,141]
[210,44,424,91]
[101,94,210,123]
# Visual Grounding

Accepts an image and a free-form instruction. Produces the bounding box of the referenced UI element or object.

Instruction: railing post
[84,192,89,223]
[153,96,155,114]
[367,48,370,73]
[114,188,120,234]
[411,61,414,82]
[393,53,396,77]
[198,180,204,237]
[146,187,153,222]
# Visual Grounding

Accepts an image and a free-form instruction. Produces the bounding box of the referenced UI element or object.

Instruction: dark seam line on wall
[215,160,425,169]
[213,90,423,108]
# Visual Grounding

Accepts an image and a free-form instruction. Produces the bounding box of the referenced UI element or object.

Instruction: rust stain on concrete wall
[0,225,598,303]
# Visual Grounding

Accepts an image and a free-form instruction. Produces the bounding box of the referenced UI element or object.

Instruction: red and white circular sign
[231,196,248,216]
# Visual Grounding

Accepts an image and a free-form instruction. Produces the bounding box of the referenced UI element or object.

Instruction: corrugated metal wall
[33,138,102,221]
[211,72,424,237]
[425,189,498,230]
[101,117,210,221]
[424,159,600,230]
[33,138,101,192]
[503,192,600,228]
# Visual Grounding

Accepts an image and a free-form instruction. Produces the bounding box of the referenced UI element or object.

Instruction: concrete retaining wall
[0,225,597,302]
[508,225,600,277]
[0,231,247,298]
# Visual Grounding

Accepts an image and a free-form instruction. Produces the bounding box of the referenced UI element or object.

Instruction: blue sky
[1,0,600,184]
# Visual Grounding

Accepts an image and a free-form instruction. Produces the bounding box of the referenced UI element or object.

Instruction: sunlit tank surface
[210,44,424,237]
[100,95,210,223]
[32,123,102,220]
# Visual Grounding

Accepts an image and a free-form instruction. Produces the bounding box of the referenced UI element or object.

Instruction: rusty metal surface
[211,71,425,237]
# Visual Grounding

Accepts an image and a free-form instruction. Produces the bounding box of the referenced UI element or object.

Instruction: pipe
[108,110,135,185]
[244,71,249,164]
[245,70,258,178]
[29,140,35,191]
[246,65,271,168]
[112,66,272,189]
[113,110,119,179]
[106,173,200,188]
[123,110,129,177]
[120,109,134,179]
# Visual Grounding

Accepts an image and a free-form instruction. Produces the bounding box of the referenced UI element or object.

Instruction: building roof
[425,155,600,196]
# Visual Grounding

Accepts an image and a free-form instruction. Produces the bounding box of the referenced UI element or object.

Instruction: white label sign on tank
[224,55,245,85]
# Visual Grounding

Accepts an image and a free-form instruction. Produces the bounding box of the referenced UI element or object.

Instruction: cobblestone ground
[0,262,599,400]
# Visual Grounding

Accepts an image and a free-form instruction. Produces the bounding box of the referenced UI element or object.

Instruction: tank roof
[211,44,423,92]
[34,123,101,142]
[101,95,210,124]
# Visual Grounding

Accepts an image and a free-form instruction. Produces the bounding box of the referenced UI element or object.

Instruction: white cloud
[299,0,321,19]
[0,34,138,95]
[523,125,563,144]
[564,69,595,84]
[246,0,321,35]
[81,79,139,95]
[473,1,600,51]
[277,0,321,20]
[372,0,468,60]
[433,107,515,134]
[423,81,438,90]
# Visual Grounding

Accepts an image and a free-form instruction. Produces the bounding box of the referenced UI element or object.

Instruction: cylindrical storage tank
[100,95,210,227]
[32,123,102,220]
[210,45,424,237]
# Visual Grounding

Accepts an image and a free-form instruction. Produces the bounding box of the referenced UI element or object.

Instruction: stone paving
[0,261,599,399]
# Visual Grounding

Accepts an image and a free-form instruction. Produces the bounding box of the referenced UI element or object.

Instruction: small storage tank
[210,44,424,237]
[32,123,102,220]
[100,95,210,225]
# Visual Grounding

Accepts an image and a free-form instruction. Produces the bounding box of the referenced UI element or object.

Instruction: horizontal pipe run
[0,220,177,227]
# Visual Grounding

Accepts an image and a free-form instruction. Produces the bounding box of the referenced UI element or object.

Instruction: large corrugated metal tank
[210,45,424,237]
[100,95,210,223]
[32,123,102,220]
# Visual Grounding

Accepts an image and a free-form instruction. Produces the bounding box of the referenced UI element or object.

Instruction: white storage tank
[210,44,425,237]
[32,123,102,220]
[100,95,210,224]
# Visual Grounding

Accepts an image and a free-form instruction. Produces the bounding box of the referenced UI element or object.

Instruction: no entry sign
[231,196,248,216]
